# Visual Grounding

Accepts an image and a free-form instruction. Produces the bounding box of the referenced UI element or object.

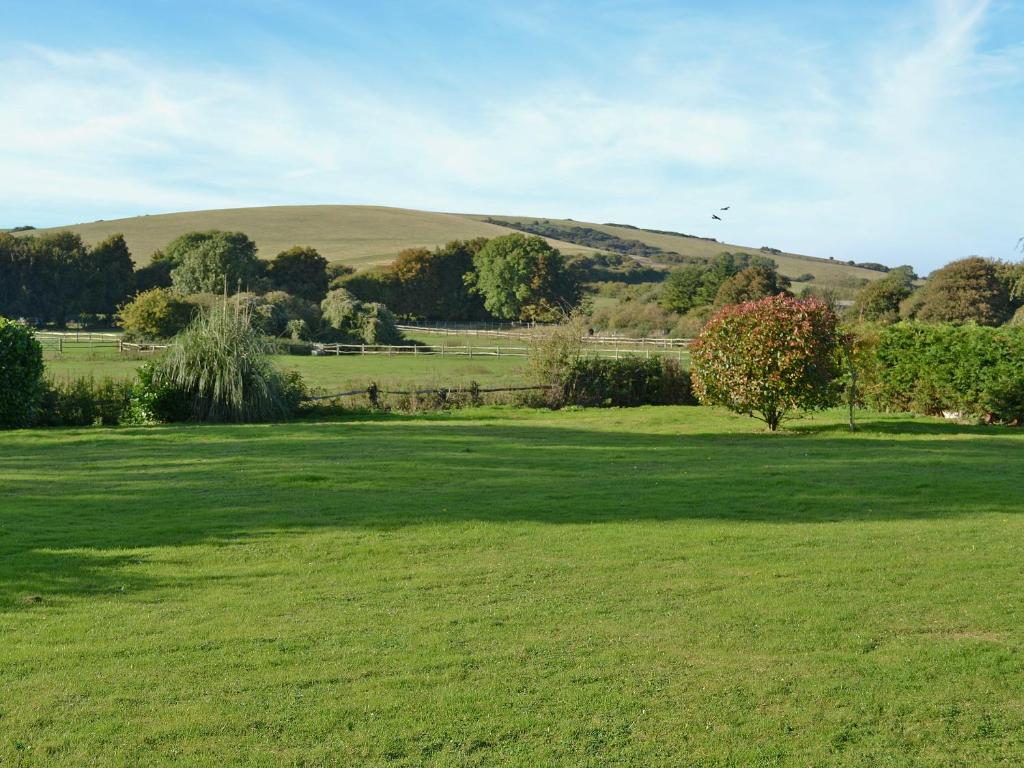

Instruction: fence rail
[314,343,688,360]
[397,324,691,348]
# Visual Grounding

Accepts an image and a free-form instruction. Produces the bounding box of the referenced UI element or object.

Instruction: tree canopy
[267,246,329,302]
[168,231,263,295]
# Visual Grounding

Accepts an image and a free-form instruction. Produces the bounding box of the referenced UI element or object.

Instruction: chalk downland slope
[22,205,888,283]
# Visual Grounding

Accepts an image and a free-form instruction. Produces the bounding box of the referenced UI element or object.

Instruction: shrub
[146,300,304,422]
[560,356,694,408]
[870,323,1024,422]
[320,288,402,344]
[35,378,135,427]
[527,312,587,386]
[0,318,45,428]
[118,288,195,340]
[691,295,842,430]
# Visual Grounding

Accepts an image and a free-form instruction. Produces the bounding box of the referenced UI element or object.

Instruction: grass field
[2,406,1023,766]
[43,342,530,391]
[20,205,883,286]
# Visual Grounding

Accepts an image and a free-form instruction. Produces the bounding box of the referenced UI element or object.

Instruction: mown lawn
[1,407,1023,766]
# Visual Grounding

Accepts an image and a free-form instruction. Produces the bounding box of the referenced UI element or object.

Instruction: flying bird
[711,214,722,221]
[720,206,730,211]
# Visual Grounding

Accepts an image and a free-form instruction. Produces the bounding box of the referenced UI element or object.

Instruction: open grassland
[19,206,600,267]
[43,341,529,391]
[2,407,1023,766]
[471,214,887,285]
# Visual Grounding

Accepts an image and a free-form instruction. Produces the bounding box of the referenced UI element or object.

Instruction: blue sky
[2,0,1022,271]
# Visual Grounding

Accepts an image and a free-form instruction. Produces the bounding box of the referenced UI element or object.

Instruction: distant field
[19,205,886,286]
[18,205,600,267]
[2,407,1023,765]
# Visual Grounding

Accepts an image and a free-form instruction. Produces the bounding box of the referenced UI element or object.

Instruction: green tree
[267,246,329,302]
[134,251,176,293]
[713,266,791,307]
[853,267,915,323]
[168,231,263,295]
[78,234,135,318]
[117,288,195,340]
[691,295,842,430]
[386,239,489,320]
[660,265,707,313]
[0,317,45,428]
[467,234,579,321]
[320,288,402,344]
[913,257,1010,326]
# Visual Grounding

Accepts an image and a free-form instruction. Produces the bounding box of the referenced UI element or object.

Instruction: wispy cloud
[0,0,1020,271]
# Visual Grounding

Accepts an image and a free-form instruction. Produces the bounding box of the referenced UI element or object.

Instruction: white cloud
[0,0,1021,270]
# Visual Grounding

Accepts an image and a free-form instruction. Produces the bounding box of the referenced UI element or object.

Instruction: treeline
[0,232,135,324]
[484,218,676,260]
[853,257,1023,326]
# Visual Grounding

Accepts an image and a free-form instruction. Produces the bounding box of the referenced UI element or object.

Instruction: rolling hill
[17,205,889,283]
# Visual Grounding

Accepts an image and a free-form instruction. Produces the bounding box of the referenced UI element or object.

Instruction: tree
[660,265,707,313]
[267,246,329,302]
[23,232,89,324]
[134,251,175,293]
[385,239,489,319]
[168,231,263,295]
[467,234,579,321]
[320,288,402,344]
[0,317,44,428]
[713,265,791,307]
[78,234,135,318]
[912,257,1010,326]
[690,295,842,430]
[853,266,915,323]
[117,288,195,340]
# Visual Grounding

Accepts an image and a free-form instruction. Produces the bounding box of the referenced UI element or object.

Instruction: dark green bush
[870,323,1024,422]
[559,356,695,408]
[35,378,135,427]
[0,318,45,428]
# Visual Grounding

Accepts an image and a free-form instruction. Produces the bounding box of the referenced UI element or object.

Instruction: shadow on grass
[1,411,1022,610]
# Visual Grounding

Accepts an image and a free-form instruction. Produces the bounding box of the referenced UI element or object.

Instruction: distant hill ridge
[15,204,890,284]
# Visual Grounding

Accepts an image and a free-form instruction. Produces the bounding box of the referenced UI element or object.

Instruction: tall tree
[713,266,791,307]
[911,257,1010,326]
[853,266,915,323]
[168,231,263,295]
[267,246,329,302]
[78,234,135,317]
[467,234,579,321]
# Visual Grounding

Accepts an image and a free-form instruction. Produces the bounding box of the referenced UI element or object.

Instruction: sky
[2,0,1022,272]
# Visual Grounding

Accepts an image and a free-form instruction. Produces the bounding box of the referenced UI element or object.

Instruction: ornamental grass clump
[153,299,303,422]
[690,295,842,430]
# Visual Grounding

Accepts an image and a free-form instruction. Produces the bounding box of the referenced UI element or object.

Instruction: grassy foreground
[2,407,1023,766]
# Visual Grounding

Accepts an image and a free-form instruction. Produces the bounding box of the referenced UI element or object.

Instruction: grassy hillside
[20,205,888,284]
[471,214,888,285]
[3,407,1023,764]
[19,206,600,267]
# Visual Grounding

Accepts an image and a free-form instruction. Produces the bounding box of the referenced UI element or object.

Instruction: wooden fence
[397,324,691,348]
[314,343,688,360]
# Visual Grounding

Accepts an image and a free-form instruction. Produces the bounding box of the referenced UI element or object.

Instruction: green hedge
[0,319,44,428]
[560,356,694,408]
[870,323,1024,422]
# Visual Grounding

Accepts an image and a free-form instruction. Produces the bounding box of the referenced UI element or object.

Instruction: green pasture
[2,406,1023,765]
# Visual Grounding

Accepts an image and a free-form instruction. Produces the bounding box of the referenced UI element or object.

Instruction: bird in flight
[720,206,730,211]
[711,214,722,221]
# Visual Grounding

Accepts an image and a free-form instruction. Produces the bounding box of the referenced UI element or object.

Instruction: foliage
[485,218,671,259]
[0,231,132,324]
[869,323,1024,423]
[691,295,842,430]
[527,312,588,387]
[567,252,666,284]
[660,252,779,313]
[660,264,707,313]
[559,356,694,407]
[713,265,791,307]
[133,251,175,292]
[908,257,1010,326]
[35,378,135,427]
[117,288,195,340]
[853,266,915,323]
[76,234,136,318]
[267,246,329,302]
[590,300,680,338]
[0,318,45,428]
[467,234,580,321]
[149,300,304,422]
[168,231,264,295]
[320,288,403,344]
